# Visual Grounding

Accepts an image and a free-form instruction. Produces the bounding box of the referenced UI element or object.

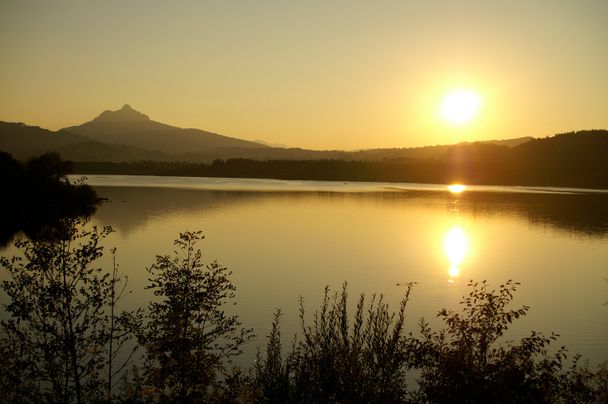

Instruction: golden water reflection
[444,226,468,279]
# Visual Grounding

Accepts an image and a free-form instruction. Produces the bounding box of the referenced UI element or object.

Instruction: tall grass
[251,282,415,403]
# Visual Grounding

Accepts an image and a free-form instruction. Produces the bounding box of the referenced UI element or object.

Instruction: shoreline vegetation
[1,152,607,402]
[1,218,607,403]
[0,151,99,246]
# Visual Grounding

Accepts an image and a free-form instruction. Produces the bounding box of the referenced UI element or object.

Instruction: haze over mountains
[2,104,534,163]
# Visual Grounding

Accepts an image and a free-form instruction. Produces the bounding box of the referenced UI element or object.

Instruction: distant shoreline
[69,173,608,195]
[72,148,608,191]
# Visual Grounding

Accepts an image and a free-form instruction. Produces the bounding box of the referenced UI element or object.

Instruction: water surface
[65,176,608,366]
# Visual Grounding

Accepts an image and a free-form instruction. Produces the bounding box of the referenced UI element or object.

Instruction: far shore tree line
[73,130,608,189]
[1,151,607,403]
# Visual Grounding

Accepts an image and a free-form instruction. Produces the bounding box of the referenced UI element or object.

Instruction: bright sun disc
[440,90,481,124]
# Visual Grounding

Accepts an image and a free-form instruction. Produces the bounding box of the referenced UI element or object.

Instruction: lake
[46,176,608,367]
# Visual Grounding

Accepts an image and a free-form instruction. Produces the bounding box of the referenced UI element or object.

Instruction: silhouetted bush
[250,281,607,403]
[408,280,607,403]
[250,283,415,403]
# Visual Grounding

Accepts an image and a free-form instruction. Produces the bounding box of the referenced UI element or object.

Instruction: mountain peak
[94,104,150,123]
[63,104,268,154]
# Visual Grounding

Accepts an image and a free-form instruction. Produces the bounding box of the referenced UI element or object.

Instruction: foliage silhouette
[0,219,136,403]
[2,219,607,402]
[408,280,606,403]
[135,231,253,403]
[0,151,99,246]
[250,283,415,403]
[249,281,607,403]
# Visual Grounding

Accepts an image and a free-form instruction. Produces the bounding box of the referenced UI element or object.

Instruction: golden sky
[1,0,607,150]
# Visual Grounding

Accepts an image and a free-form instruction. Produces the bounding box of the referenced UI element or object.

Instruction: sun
[440,90,482,125]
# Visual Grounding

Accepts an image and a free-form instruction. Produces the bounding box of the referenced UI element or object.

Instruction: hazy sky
[1,0,607,150]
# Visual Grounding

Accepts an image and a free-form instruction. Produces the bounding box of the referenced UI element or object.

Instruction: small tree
[138,231,252,402]
[0,219,135,403]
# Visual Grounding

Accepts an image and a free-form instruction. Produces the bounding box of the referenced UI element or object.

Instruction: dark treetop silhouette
[0,151,99,246]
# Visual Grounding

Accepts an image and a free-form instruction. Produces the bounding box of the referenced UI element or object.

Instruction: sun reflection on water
[444,226,468,280]
[448,265,460,278]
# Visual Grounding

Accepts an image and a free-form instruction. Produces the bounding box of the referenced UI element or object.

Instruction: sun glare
[440,90,482,125]
[448,184,467,193]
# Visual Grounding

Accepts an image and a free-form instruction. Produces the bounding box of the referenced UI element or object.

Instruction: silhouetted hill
[0,121,173,162]
[0,122,89,160]
[63,104,268,154]
[1,105,533,163]
[479,136,534,148]
[439,130,608,188]
[170,140,531,163]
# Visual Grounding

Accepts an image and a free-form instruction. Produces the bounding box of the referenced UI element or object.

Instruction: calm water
[29,176,608,366]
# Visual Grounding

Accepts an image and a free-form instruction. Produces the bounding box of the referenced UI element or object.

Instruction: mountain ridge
[63,104,268,155]
[0,104,538,162]
[0,121,174,162]
[2,105,601,166]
